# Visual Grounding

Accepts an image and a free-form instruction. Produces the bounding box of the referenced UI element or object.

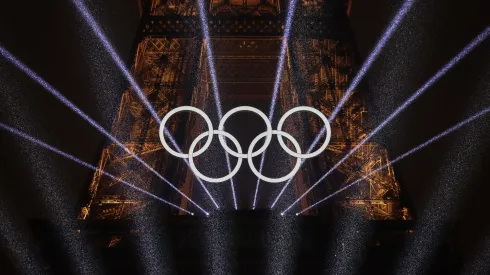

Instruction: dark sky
[0,0,489,266]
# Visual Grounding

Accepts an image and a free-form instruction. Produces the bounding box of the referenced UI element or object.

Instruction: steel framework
[290,38,410,219]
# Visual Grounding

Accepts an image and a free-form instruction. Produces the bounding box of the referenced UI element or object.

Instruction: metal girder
[288,38,408,220]
[141,15,348,38]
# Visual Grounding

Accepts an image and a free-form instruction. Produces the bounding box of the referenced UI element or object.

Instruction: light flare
[270,127,326,208]
[70,0,160,122]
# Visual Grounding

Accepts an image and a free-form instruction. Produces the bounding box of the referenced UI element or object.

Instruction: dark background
[0,0,489,272]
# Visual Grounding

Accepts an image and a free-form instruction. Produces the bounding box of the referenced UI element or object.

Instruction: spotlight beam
[270,131,325,208]
[253,0,299,209]
[280,26,490,214]
[330,0,415,121]
[268,0,298,119]
[0,205,45,274]
[296,106,490,215]
[0,46,209,215]
[0,122,194,215]
[70,0,219,209]
[264,0,415,209]
[71,0,159,122]
[195,0,238,209]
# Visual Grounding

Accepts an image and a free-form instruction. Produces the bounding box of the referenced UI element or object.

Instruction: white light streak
[254,0,299,209]
[330,0,416,120]
[195,0,237,209]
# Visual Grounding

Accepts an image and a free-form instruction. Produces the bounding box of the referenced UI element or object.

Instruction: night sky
[1,0,490,270]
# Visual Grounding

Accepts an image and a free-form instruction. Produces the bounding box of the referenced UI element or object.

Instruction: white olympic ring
[159,106,214,158]
[277,106,331,158]
[188,130,243,183]
[248,130,302,183]
[159,106,331,183]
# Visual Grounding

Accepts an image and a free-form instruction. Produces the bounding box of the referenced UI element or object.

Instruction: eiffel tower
[78,0,410,222]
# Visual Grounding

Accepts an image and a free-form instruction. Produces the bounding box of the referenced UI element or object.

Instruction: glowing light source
[0,45,207,215]
[260,0,414,209]
[280,26,490,215]
[295,106,490,215]
[195,0,237,209]
[69,0,220,209]
[0,122,195,215]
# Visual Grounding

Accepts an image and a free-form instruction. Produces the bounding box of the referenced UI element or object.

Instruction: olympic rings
[159,106,331,183]
[159,106,213,158]
[277,106,331,158]
[188,130,243,183]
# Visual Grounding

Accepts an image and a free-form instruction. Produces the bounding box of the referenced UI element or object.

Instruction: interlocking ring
[277,106,331,158]
[248,130,302,183]
[159,106,331,183]
[188,130,243,183]
[218,106,272,158]
[159,106,213,158]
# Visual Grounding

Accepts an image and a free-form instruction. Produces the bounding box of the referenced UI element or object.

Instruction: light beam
[195,0,238,209]
[69,0,220,209]
[321,210,372,275]
[264,0,415,209]
[265,217,298,275]
[0,200,44,275]
[70,0,160,122]
[296,106,490,215]
[280,26,490,214]
[0,122,194,215]
[330,0,416,120]
[460,235,490,275]
[0,45,208,215]
[270,128,325,208]
[253,0,299,209]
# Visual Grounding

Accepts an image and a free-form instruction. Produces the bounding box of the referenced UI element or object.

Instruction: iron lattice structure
[79,0,410,222]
